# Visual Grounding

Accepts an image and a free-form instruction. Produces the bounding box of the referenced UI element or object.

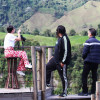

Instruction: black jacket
[83,36,100,64]
[54,34,71,65]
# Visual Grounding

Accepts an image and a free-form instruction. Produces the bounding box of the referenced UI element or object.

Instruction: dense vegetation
[1,0,100,28]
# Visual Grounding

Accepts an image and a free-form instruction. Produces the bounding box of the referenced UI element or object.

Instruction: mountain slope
[21,12,57,32]
[49,1,100,32]
[23,1,100,33]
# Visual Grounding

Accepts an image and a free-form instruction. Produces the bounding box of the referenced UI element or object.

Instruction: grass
[2,32,100,46]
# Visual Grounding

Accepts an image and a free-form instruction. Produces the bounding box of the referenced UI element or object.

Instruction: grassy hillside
[21,13,57,33]
[23,1,100,33]
[1,32,100,46]
[49,1,100,33]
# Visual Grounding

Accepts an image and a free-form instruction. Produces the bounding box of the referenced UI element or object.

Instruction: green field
[1,32,100,46]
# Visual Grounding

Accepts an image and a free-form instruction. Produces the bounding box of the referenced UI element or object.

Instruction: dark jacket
[82,36,100,64]
[54,34,71,65]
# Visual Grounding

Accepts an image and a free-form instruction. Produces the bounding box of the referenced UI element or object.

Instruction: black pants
[82,61,98,94]
[46,57,67,94]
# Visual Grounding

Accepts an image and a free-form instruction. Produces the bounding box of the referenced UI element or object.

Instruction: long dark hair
[56,25,67,37]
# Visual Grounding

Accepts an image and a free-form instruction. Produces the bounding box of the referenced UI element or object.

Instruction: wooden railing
[31,46,54,100]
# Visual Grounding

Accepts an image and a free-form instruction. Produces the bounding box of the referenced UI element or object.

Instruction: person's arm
[60,36,68,67]
[15,29,21,41]
[82,41,90,59]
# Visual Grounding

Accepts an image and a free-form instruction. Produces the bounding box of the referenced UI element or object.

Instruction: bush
[80,30,88,36]
[0,27,5,32]
[32,28,40,35]
[43,29,52,37]
[69,29,76,36]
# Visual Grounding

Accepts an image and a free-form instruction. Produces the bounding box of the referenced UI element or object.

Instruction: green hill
[23,1,100,33]
[1,32,100,46]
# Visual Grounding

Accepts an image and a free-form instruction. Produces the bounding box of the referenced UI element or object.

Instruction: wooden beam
[37,51,42,90]
[91,94,95,100]
[31,46,38,100]
[41,47,46,100]
[96,81,100,100]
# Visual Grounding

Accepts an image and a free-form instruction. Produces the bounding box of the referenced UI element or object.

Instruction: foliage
[0,27,5,32]
[69,29,76,36]
[97,24,100,37]
[80,30,88,36]
[32,28,40,35]
[1,0,100,29]
[42,29,55,37]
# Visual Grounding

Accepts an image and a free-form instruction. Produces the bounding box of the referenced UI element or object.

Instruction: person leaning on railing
[46,25,71,97]
[78,28,100,96]
[4,25,32,76]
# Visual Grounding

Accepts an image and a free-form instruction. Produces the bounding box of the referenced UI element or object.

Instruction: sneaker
[17,71,25,76]
[25,64,32,68]
[78,92,88,96]
[59,92,67,97]
[46,84,51,87]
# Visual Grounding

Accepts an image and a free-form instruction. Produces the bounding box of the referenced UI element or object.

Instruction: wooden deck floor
[47,94,91,100]
[0,87,33,93]
[0,88,91,100]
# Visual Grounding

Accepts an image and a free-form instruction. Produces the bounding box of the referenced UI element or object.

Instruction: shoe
[17,71,25,76]
[25,64,32,68]
[59,92,67,97]
[46,84,51,87]
[78,92,88,96]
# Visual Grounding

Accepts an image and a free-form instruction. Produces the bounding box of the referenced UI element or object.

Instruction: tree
[97,24,100,37]
[43,29,52,37]
[0,27,5,32]
[32,28,40,35]
[80,30,88,36]
[69,29,76,36]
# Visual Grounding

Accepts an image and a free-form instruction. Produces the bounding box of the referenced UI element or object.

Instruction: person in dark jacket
[46,25,71,97]
[79,28,100,96]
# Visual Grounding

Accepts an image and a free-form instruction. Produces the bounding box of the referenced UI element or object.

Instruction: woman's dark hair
[89,28,96,36]
[56,25,66,37]
[7,25,14,33]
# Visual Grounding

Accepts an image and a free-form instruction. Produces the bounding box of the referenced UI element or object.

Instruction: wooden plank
[31,46,38,100]
[47,95,91,100]
[0,89,42,100]
[41,47,46,100]
[37,51,42,90]
[96,81,100,100]
[91,94,95,100]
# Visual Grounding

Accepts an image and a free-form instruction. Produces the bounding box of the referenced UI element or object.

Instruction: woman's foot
[17,71,25,76]
[25,64,32,68]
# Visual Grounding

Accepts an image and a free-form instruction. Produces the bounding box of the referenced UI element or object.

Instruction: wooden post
[37,51,42,90]
[48,48,53,87]
[91,94,95,100]
[96,81,100,100]
[31,46,38,100]
[41,47,46,100]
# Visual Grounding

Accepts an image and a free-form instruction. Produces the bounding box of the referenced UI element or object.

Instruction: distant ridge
[22,1,100,33]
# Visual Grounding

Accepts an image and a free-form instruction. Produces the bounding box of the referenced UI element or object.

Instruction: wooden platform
[0,87,53,100]
[47,95,91,100]
[0,87,41,100]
